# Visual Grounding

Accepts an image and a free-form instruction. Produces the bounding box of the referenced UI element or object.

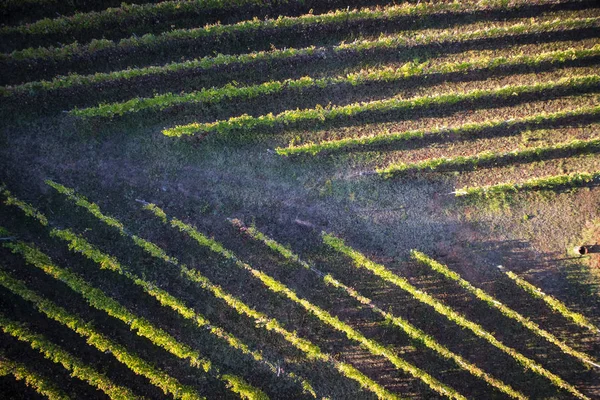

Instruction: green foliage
[3,1,531,63]
[233,219,526,399]
[145,205,395,399]
[1,0,286,37]
[278,104,600,156]
[72,45,600,119]
[455,171,600,198]
[1,187,48,226]
[222,374,270,400]
[45,183,316,398]
[0,357,70,400]
[0,269,202,400]
[5,16,596,97]
[143,203,168,223]
[323,233,589,399]
[171,218,461,399]
[498,266,599,333]
[412,251,599,369]
[0,314,136,400]
[162,74,600,138]
[46,180,124,231]
[5,241,217,373]
[378,138,600,178]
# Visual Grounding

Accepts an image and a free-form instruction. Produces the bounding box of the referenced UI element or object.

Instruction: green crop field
[1,0,599,399]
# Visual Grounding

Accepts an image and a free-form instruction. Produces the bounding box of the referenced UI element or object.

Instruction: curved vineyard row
[0,312,137,400]
[70,45,600,119]
[322,233,590,400]
[229,218,527,399]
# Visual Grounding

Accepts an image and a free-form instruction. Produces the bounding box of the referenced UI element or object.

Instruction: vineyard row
[229,218,527,399]
[5,240,270,399]
[454,171,600,198]
[377,137,600,178]
[3,15,595,96]
[162,75,600,138]
[322,234,589,399]
[276,105,600,156]
[70,45,600,119]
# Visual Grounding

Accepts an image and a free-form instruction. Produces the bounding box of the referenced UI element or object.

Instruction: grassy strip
[70,45,600,119]
[5,240,270,400]
[0,313,136,400]
[323,233,590,400]
[498,266,599,333]
[412,251,599,369]
[0,269,202,400]
[454,171,600,198]
[230,218,527,399]
[276,104,600,156]
[162,74,600,138]
[45,180,395,400]
[3,15,596,97]
[160,214,465,400]
[378,138,600,178]
[0,357,70,400]
[2,1,543,62]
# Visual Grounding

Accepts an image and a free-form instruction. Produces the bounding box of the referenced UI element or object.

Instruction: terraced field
[0,0,599,399]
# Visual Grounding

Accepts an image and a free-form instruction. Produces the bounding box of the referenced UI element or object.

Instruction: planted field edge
[3,15,597,97]
[229,218,527,400]
[322,233,590,400]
